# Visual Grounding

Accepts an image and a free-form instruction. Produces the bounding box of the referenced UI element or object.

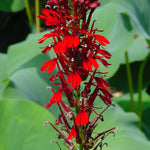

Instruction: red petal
[67,126,77,140]
[100,58,111,66]
[82,60,92,71]
[97,49,112,59]
[89,57,99,69]
[63,35,79,48]
[75,109,89,126]
[94,35,110,46]
[42,8,59,17]
[50,90,63,104]
[41,45,53,53]
[99,94,112,105]
[38,32,58,43]
[40,59,56,74]
[45,102,53,108]
[54,42,67,54]
[95,77,109,90]
[67,72,81,88]
[37,14,47,20]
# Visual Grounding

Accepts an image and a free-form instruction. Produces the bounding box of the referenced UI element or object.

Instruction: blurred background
[0,0,150,150]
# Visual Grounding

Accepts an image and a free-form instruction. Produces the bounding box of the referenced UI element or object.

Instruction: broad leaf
[93,102,150,150]
[0,99,66,150]
[92,3,135,78]
[112,0,150,39]
[0,0,25,12]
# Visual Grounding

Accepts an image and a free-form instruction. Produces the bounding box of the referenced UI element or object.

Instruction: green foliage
[0,99,66,150]
[0,0,25,12]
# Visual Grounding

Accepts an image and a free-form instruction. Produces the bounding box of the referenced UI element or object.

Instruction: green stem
[35,0,40,33]
[24,0,33,23]
[138,52,150,129]
[125,51,134,112]
[79,143,84,150]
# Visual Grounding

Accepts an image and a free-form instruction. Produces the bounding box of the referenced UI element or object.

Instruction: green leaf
[0,0,25,12]
[142,108,150,140]
[120,36,150,64]
[6,32,47,75]
[112,0,150,39]
[113,91,150,113]
[92,3,135,78]
[93,103,150,150]
[0,99,66,150]
[0,53,7,80]
[0,53,9,99]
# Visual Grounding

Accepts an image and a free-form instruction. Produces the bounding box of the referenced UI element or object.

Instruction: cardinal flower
[45,89,63,108]
[67,126,77,140]
[75,109,89,126]
[67,71,81,88]
[41,59,57,74]
[38,8,60,26]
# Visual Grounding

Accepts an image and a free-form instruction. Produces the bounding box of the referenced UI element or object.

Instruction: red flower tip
[40,59,56,74]
[45,102,53,108]
[75,109,89,126]
[67,126,77,140]
[55,118,63,125]
[95,77,109,90]
[94,35,110,46]
[67,71,81,88]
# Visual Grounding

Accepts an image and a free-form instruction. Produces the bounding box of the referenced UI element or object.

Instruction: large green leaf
[0,99,66,150]
[0,0,25,12]
[1,32,59,116]
[120,35,150,64]
[112,0,150,39]
[92,3,135,78]
[6,32,47,75]
[0,53,9,98]
[93,103,150,150]
[0,53,7,80]
[113,91,150,113]
[0,99,150,150]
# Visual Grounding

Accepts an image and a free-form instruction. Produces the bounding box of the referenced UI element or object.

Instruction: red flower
[75,109,89,126]
[41,59,56,74]
[99,94,112,105]
[67,126,77,140]
[54,41,67,54]
[38,8,60,26]
[97,49,112,59]
[82,57,99,71]
[63,35,80,48]
[94,35,110,46]
[67,71,81,88]
[45,89,63,108]
[38,32,58,44]
[95,77,109,90]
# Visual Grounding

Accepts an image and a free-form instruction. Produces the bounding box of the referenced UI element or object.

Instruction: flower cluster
[38,0,117,149]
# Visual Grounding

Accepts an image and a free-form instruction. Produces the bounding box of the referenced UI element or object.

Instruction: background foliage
[0,0,150,149]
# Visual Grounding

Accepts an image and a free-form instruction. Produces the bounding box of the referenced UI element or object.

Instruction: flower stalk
[35,0,40,33]
[125,51,134,112]
[24,0,33,23]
